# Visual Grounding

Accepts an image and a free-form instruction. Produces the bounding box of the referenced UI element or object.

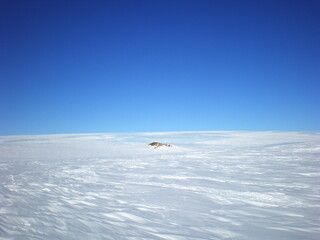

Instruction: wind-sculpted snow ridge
[0,131,319,240]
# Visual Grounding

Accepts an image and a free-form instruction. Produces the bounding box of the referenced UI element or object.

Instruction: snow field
[0,132,319,239]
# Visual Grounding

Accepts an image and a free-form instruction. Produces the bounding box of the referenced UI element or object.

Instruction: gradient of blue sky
[1,0,319,135]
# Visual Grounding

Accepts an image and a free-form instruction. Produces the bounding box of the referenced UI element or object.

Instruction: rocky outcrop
[148,142,172,148]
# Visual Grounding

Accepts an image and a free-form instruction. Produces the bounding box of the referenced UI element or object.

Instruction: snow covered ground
[0,131,319,240]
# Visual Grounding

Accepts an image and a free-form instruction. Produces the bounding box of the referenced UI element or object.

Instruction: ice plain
[0,131,319,240]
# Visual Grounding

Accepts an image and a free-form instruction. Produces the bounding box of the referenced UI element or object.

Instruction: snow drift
[0,131,319,239]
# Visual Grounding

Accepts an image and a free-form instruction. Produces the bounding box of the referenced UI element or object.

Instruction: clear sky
[1,0,319,135]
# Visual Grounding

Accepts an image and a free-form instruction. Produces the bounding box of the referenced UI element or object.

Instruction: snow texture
[0,131,319,240]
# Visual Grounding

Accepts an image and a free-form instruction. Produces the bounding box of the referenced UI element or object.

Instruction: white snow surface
[0,131,319,240]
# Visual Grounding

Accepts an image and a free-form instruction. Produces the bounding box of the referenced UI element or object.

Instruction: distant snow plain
[0,131,319,240]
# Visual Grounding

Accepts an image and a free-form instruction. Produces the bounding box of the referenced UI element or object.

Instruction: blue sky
[1,0,319,135]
